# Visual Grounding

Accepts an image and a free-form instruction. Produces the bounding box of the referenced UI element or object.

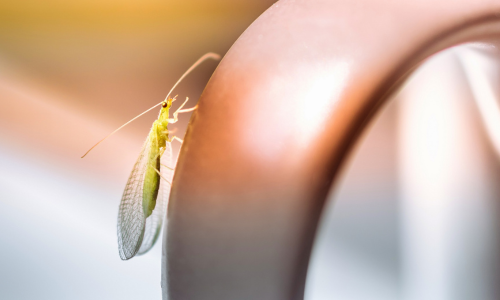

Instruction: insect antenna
[81,52,221,158]
[81,102,163,158]
[165,52,221,101]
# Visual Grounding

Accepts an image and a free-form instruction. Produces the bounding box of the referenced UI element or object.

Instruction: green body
[143,100,172,218]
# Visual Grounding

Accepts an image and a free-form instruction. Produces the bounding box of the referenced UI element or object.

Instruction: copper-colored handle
[165,1,500,299]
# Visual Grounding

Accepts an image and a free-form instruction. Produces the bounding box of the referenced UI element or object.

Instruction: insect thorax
[156,104,172,146]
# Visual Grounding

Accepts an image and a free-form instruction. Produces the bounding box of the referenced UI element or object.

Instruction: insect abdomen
[142,125,161,218]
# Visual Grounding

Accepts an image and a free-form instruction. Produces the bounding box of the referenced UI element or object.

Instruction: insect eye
[162,101,167,108]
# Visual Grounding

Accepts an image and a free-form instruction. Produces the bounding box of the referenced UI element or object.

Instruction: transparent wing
[117,135,152,260]
[138,142,174,255]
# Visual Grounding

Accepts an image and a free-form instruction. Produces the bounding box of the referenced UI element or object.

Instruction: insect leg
[161,163,174,170]
[157,146,176,170]
[168,97,198,124]
[153,166,172,185]
[151,147,174,170]
[150,147,166,162]
[167,136,184,144]
[177,105,198,114]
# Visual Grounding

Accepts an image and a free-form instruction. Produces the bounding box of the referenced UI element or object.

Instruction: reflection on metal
[458,45,500,159]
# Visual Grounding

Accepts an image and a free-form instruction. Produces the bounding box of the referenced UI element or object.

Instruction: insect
[82,53,221,260]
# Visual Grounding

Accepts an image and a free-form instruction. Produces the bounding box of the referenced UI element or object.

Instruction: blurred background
[2,1,500,300]
[306,45,500,300]
[0,1,275,299]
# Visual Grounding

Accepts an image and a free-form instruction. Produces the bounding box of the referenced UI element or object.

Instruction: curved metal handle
[165,1,500,299]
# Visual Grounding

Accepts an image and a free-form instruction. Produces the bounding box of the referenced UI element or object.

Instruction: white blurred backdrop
[306,45,500,300]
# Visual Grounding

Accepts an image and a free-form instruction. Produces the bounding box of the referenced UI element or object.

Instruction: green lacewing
[82,53,221,260]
